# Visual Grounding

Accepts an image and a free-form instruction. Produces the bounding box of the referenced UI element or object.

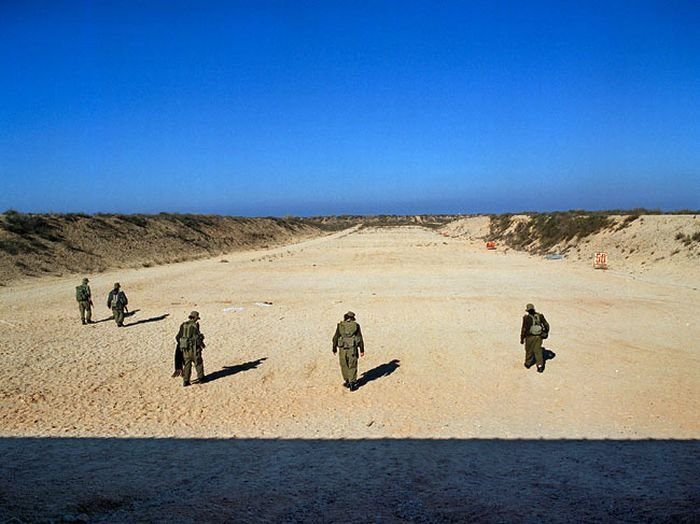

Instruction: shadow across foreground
[0,438,697,522]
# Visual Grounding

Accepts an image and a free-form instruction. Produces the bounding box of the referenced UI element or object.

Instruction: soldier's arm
[332,325,340,352]
[520,316,529,343]
[356,325,365,354]
[107,292,112,309]
[540,314,550,332]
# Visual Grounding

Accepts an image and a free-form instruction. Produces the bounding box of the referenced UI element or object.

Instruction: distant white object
[255,302,273,307]
[223,306,245,313]
[545,253,563,260]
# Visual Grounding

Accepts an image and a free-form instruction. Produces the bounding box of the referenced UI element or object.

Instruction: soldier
[107,282,129,327]
[520,303,550,373]
[332,311,365,391]
[75,277,93,325]
[175,311,206,387]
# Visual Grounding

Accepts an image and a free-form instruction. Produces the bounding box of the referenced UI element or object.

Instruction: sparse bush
[488,214,513,238]
[120,215,149,227]
[617,214,640,231]
[488,212,612,254]
[2,211,63,241]
[64,213,90,222]
[675,231,700,245]
[0,240,24,255]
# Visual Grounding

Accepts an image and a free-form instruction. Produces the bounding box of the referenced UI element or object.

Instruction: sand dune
[1,225,698,521]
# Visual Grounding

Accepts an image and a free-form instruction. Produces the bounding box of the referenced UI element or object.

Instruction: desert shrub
[488,214,513,238]
[487,212,612,254]
[64,212,91,222]
[90,216,119,232]
[2,211,63,242]
[0,239,24,255]
[617,214,640,231]
[159,213,215,237]
[531,212,611,252]
[119,215,149,227]
[675,231,700,245]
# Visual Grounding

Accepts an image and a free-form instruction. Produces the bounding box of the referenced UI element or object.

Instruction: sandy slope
[444,214,700,289]
[1,226,698,521]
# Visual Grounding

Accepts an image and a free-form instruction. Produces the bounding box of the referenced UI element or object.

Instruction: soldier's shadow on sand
[93,309,142,324]
[205,357,268,383]
[543,348,557,361]
[124,313,169,327]
[356,359,400,389]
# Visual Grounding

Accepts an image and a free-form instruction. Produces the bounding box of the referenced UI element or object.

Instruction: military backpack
[178,321,199,350]
[529,313,548,338]
[338,320,359,349]
[75,285,89,302]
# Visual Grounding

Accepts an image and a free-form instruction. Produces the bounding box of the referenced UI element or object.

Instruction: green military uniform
[75,277,93,325]
[332,311,365,391]
[107,283,128,327]
[520,303,550,373]
[176,311,206,387]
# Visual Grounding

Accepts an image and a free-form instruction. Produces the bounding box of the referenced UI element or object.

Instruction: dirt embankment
[0,212,323,284]
[442,213,700,286]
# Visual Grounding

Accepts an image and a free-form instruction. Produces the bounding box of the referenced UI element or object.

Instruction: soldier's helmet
[526,303,535,311]
[114,282,120,288]
[344,311,356,320]
[189,311,200,320]
[82,278,89,284]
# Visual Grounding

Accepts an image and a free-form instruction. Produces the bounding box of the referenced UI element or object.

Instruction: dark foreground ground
[1,438,698,523]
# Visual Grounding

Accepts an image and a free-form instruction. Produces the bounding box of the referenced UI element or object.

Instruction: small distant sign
[594,252,608,269]
[486,241,496,250]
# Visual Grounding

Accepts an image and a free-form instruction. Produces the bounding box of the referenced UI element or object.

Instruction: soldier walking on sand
[332,311,365,391]
[75,277,93,325]
[107,282,128,327]
[176,311,206,387]
[520,303,550,373]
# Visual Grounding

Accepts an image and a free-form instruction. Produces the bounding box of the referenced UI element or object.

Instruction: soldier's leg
[524,337,536,368]
[532,337,544,369]
[339,349,351,382]
[194,349,205,382]
[347,350,359,384]
[116,308,125,326]
[79,302,86,324]
[85,303,92,323]
[182,348,193,385]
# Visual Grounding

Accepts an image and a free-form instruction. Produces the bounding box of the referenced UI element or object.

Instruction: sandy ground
[1,226,698,522]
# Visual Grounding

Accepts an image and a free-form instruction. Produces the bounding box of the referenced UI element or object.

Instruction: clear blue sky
[1,1,698,216]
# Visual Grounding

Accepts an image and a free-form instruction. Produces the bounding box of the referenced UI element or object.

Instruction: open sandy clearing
[1,226,698,522]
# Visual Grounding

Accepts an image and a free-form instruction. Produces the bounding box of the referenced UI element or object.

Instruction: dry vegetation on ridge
[0,211,321,284]
[1,209,699,287]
